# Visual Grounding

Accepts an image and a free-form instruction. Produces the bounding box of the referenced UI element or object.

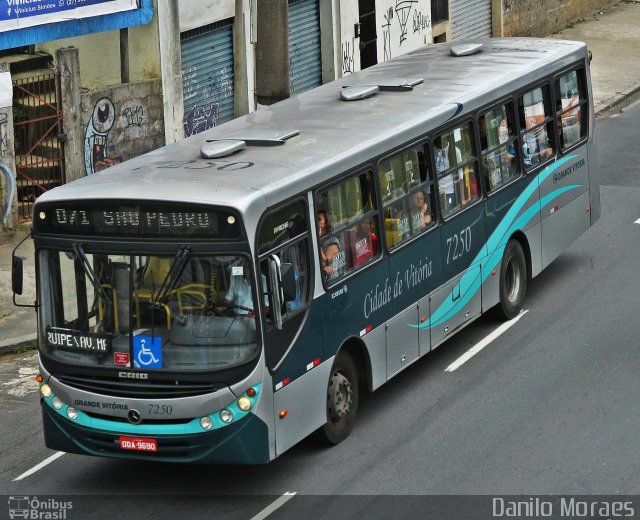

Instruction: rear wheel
[494,239,527,320]
[317,351,359,445]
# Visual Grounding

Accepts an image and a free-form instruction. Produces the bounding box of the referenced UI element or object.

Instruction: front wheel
[494,239,527,320]
[317,351,359,445]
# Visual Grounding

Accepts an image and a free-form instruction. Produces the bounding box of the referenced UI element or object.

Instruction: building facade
[0,0,622,233]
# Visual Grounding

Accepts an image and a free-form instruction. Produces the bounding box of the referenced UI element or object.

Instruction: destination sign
[34,202,242,239]
[46,327,113,354]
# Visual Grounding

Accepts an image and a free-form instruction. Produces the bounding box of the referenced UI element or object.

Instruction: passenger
[322,237,343,281]
[414,190,432,228]
[435,135,464,210]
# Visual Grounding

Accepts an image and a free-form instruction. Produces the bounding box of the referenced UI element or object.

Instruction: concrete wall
[81,80,165,176]
[502,0,622,37]
[35,12,161,90]
[0,65,17,234]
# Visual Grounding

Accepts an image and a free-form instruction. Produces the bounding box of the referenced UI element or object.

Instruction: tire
[316,351,359,445]
[494,239,527,320]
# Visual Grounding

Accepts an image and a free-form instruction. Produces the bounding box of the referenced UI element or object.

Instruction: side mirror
[267,255,284,330]
[12,255,23,295]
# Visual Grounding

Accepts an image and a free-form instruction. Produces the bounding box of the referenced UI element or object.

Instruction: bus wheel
[318,351,359,445]
[495,239,527,320]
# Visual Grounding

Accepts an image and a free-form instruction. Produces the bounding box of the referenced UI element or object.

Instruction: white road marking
[250,491,297,520]
[445,310,529,372]
[634,217,640,224]
[13,451,66,481]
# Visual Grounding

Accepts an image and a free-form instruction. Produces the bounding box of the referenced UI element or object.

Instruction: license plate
[119,436,158,452]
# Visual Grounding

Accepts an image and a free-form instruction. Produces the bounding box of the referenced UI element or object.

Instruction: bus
[13,38,599,464]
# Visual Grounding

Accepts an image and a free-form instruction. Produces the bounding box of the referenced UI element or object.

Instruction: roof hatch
[450,43,483,57]
[340,77,423,101]
[200,129,299,159]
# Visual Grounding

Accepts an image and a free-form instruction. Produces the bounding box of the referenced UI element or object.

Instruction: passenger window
[258,201,310,317]
[378,145,435,249]
[434,122,480,217]
[555,69,587,151]
[479,102,520,192]
[316,170,379,284]
[519,85,555,170]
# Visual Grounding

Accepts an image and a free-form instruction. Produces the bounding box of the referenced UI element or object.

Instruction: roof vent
[340,77,423,101]
[450,43,483,57]
[200,129,299,158]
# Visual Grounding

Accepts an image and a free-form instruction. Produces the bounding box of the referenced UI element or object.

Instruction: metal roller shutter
[288,0,322,95]
[180,19,235,136]
[451,0,492,40]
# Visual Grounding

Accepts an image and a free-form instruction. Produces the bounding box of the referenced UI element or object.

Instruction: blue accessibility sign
[133,336,162,369]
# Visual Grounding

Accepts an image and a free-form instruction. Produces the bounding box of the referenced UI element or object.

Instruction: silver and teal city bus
[14,38,599,463]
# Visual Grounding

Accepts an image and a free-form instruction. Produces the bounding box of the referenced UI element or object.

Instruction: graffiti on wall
[412,10,431,34]
[395,0,418,45]
[383,7,393,61]
[0,113,7,158]
[84,98,122,175]
[342,39,356,75]
[0,112,14,226]
[117,99,146,143]
[1,163,15,226]
[182,65,233,137]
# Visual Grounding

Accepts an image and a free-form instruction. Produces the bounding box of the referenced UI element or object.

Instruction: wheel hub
[328,371,353,420]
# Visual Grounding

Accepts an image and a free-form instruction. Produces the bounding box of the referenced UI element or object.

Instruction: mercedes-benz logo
[128,409,142,424]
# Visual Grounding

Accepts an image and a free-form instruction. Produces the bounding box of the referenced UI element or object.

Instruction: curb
[0,333,37,356]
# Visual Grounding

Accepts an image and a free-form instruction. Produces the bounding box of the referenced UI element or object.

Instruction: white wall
[340,0,433,77]
[178,0,235,32]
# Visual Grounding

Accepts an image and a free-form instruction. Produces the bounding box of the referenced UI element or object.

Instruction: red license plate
[119,436,158,452]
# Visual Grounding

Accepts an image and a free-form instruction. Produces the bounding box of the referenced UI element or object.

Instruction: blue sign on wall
[0,0,153,51]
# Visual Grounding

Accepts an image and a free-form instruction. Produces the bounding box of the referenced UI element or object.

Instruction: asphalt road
[1,98,640,519]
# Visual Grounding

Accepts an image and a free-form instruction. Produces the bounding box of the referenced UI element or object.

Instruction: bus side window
[519,84,555,170]
[555,68,588,151]
[434,122,480,218]
[316,170,379,283]
[378,144,435,250]
[257,201,310,321]
[479,102,520,192]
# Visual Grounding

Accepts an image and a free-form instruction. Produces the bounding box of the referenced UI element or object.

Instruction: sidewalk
[1,1,640,353]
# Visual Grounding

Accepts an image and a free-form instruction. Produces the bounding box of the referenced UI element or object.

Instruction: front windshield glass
[38,250,260,372]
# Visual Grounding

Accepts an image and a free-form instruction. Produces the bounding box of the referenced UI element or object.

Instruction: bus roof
[37,37,587,218]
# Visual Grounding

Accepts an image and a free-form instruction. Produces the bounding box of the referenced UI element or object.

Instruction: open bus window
[435,123,480,218]
[479,102,521,192]
[257,200,310,322]
[519,85,555,170]
[555,69,587,151]
[38,250,260,372]
[378,145,435,249]
[316,170,380,282]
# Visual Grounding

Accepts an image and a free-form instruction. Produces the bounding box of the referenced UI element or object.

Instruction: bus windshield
[38,249,260,372]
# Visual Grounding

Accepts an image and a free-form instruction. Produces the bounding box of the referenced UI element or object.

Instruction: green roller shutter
[181,19,235,136]
[288,0,322,96]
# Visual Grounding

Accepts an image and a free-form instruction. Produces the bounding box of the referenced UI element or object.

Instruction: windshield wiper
[71,242,112,305]
[152,245,191,306]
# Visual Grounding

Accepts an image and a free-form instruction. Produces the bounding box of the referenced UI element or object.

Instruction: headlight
[66,407,78,420]
[220,409,233,423]
[40,384,52,398]
[237,396,251,411]
[200,416,213,430]
[52,396,63,410]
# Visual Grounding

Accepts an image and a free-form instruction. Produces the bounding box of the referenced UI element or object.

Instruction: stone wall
[502,0,622,37]
[80,79,165,176]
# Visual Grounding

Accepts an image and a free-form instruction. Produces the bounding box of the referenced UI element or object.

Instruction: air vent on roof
[200,129,299,158]
[450,43,483,57]
[340,77,423,101]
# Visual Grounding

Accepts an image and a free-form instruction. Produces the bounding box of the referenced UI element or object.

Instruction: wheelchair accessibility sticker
[133,336,162,368]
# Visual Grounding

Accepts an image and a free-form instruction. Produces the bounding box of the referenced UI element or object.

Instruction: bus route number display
[46,327,112,354]
[33,202,243,238]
